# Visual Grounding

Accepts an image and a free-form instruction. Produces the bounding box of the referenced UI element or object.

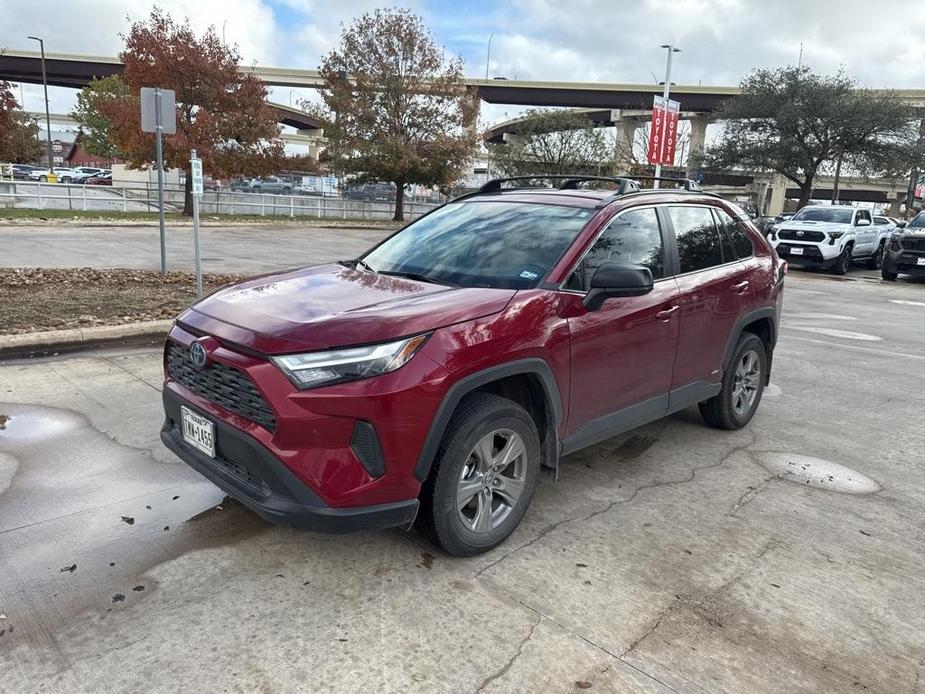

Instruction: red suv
[161,176,784,556]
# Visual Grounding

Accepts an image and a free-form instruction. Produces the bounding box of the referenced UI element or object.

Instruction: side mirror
[856,218,871,227]
[583,263,654,311]
[897,221,907,228]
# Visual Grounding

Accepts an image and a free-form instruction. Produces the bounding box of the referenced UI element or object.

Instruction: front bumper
[884,249,925,276]
[161,388,419,533]
[773,242,839,267]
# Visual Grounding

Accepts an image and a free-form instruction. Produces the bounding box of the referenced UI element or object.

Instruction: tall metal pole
[191,149,203,296]
[155,87,167,275]
[485,34,494,80]
[653,44,680,189]
[27,37,54,169]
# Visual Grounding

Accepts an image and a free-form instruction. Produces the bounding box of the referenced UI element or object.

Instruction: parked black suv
[882,212,925,280]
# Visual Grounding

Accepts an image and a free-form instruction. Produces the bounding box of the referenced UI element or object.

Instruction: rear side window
[713,208,754,259]
[564,208,664,291]
[668,206,727,273]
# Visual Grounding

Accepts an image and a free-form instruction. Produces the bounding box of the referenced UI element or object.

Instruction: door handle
[732,280,750,293]
[656,305,680,321]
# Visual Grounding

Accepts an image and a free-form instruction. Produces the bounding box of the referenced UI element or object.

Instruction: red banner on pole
[646,96,666,165]
[647,96,681,166]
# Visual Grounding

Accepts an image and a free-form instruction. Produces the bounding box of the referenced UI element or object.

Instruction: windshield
[360,201,594,289]
[909,213,925,228]
[791,207,853,224]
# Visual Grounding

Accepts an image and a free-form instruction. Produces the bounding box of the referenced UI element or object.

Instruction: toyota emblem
[796,230,804,236]
[189,340,208,369]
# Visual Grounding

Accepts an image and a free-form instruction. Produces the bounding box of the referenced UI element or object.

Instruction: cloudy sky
[3,0,925,125]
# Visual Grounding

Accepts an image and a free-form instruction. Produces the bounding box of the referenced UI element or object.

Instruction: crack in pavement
[621,536,783,660]
[478,580,682,694]
[476,427,759,580]
[475,613,542,692]
[727,474,777,516]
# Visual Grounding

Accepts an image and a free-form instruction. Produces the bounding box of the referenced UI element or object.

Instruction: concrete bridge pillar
[687,115,710,162]
[767,174,788,216]
[610,109,638,173]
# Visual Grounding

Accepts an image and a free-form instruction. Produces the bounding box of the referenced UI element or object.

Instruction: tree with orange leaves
[100,9,310,215]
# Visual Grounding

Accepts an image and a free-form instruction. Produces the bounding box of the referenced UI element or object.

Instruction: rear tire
[832,244,852,275]
[417,393,541,557]
[699,333,767,430]
[866,241,885,270]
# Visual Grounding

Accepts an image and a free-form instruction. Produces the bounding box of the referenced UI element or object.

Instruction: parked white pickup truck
[768,205,891,274]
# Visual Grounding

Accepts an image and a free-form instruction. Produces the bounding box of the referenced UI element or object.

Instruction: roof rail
[478,175,640,195]
[629,176,703,192]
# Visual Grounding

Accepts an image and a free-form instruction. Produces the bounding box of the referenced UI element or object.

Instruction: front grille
[213,455,271,498]
[901,236,925,252]
[166,341,277,432]
[778,229,826,242]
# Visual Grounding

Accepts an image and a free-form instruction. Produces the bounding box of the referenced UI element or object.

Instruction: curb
[0,320,172,358]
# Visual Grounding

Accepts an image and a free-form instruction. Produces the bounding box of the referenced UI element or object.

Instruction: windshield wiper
[340,258,376,272]
[378,270,456,286]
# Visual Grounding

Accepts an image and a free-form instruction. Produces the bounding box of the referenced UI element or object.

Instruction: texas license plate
[917,257,925,266]
[790,247,803,255]
[181,406,215,458]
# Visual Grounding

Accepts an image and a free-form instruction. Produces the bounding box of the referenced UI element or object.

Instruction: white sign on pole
[190,158,204,196]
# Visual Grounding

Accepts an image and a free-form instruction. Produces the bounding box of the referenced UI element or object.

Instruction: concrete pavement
[0,223,394,274]
[1,271,925,692]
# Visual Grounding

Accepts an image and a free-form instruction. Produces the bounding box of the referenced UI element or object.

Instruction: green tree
[490,109,614,178]
[0,81,42,164]
[70,75,130,162]
[699,67,919,208]
[316,8,479,220]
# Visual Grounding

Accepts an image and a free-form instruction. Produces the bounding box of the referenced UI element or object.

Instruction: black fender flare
[722,306,779,378]
[414,358,563,481]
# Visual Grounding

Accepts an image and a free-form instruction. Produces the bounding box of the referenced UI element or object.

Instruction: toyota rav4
[161,176,784,556]
[768,204,888,274]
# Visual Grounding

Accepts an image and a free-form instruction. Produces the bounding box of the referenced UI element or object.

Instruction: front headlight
[828,231,844,245]
[272,334,430,390]
[890,233,903,251]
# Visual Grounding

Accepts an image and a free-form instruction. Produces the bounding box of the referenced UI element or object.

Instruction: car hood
[183,263,517,354]
[780,220,850,233]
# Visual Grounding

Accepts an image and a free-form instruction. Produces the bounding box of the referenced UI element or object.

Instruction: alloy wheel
[456,429,527,534]
[732,349,761,417]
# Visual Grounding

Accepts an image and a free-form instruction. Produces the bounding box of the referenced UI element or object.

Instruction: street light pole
[653,44,680,189]
[27,36,54,169]
[485,33,494,80]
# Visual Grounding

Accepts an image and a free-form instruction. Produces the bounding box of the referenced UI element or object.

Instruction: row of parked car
[11,164,112,185]
[767,204,925,280]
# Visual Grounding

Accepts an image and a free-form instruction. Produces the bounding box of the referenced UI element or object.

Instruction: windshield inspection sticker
[519,270,539,280]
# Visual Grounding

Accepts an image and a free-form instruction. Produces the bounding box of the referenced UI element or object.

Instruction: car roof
[457,187,729,211]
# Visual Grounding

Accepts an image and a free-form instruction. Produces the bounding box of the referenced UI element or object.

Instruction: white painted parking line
[785,313,858,321]
[889,299,925,307]
[786,326,882,341]
[783,335,925,362]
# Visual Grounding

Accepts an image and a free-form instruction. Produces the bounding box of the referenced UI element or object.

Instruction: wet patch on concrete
[753,452,880,494]
[787,326,882,342]
[0,402,271,633]
[0,452,19,495]
[786,313,858,321]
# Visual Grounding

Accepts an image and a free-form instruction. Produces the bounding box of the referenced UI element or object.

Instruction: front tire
[832,244,853,275]
[418,393,541,556]
[699,333,767,430]
[881,265,898,281]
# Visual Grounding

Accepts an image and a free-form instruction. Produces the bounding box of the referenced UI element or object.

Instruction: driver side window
[564,208,664,292]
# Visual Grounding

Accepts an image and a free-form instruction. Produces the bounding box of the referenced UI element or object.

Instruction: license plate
[790,247,804,255]
[917,257,925,266]
[181,406,215,458]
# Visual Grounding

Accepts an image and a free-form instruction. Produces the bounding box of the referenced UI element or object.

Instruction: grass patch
[1,268,246,334]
